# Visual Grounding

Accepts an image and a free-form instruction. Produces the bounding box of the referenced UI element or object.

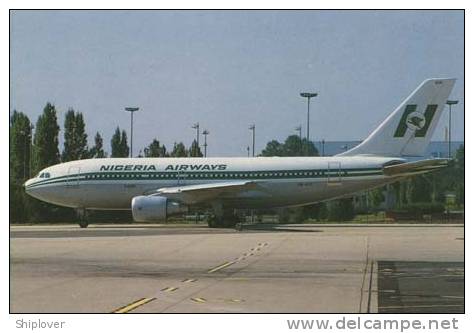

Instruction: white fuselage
[24,156,404,210]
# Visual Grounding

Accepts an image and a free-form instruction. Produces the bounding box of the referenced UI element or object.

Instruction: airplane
[24,78,456,228]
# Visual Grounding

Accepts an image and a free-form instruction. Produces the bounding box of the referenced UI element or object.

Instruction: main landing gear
[76,208,90,228]
[206,203,241,228]
[206,213,240,228]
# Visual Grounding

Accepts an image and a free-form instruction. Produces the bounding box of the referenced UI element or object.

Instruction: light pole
[300,92,318,156]
[321,139,325,157]
[202,129,209,157]
[125,107,139,158]
[249,124,255,157]
[295,125,302,155]
[446,100,458,158]
[192,122,200,153]
[247,146,250,157]
[295,125,302,140]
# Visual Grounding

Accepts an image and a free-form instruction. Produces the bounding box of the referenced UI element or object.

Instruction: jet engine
[131,195,188,222]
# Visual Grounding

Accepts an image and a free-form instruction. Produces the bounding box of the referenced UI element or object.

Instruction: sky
[10,10,464,157]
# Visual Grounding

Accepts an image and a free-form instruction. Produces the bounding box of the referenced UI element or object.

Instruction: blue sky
[10,10,464,156]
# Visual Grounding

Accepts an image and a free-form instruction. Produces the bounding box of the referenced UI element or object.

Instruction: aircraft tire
[206,214,238,228]
[78,220,89,228]
[77,208,90,228]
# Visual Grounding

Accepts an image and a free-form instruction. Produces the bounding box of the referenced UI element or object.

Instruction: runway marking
[182,278,197,283]
[191,297,207,303]
[208,261,236,273]
[226,299,244,303]
[207,242,268,273]
[112,297,156,313]
[161,287,179,292]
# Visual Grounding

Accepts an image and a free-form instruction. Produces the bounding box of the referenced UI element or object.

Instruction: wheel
[206,213,239,228]
[78,220,89,228]
[77,208,90,228]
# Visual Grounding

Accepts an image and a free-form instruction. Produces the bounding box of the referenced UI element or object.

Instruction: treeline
[9,103,204,223]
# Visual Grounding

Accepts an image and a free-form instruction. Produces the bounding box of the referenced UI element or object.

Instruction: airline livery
[25,78,456,227]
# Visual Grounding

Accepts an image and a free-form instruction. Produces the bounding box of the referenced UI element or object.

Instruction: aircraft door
[66,166,81,187]
[327,161,342,185]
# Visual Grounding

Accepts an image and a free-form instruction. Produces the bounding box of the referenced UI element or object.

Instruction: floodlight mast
[300,92,318,155]
[446,100,458,158]
[125,107,140,158]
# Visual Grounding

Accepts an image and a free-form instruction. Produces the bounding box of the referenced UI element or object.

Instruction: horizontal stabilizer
[383,159,449,177]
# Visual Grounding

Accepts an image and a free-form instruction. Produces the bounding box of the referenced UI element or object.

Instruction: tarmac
[10,223,464,313]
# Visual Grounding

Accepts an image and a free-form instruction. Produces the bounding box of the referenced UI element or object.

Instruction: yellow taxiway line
[207,260,236,273]
[112,297,156,313]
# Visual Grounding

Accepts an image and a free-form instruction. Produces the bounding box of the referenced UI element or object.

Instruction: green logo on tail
[394,104,438,138]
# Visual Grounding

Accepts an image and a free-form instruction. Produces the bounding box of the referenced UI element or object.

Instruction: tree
[89,132,106,158]
[170,142,187,157]
[111,127,129,157]
[188,139,203,157]
[29,103,72,223]
[62,109,88,162]
[144,139,167,157]
[368,188,385,209]
[282,135,304,156]
[328,198,356,221]
[261,135,319,157]
[32,103,60,175]
[301,138,319,156]
[261,140,283,156]
[10,110,32,181]
[120,130,130,157]
[453,145,464,205]
[10,111,33,223]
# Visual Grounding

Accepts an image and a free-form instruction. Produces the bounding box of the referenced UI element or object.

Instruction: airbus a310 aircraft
[25,78,456,227]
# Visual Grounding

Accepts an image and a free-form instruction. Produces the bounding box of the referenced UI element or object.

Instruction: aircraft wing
[151,181,261,205]
[383,158,449,177]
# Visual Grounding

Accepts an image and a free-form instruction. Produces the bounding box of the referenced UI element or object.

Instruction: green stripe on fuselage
[25,168,384,190]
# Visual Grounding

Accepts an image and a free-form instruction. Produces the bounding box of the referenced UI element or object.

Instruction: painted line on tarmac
[182,278,197,283]
[112,297,156,313]
[207,242,269,273]
[191,297,207,303]
[208,261,236,273]
[161,286,179,292]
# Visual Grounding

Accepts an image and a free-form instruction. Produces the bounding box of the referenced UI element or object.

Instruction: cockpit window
[38,172,51,179]
[39,173,44,178]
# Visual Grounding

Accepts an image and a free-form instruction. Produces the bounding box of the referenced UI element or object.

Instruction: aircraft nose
[23,178,34,193]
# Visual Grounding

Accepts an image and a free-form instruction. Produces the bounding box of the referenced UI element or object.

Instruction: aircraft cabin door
[327,162,342,186]
[66,166,81,187]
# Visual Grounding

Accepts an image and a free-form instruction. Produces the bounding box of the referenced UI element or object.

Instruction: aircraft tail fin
[338,78,456,157]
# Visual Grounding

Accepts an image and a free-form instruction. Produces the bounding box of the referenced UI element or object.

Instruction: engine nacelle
[131,195,188,222]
